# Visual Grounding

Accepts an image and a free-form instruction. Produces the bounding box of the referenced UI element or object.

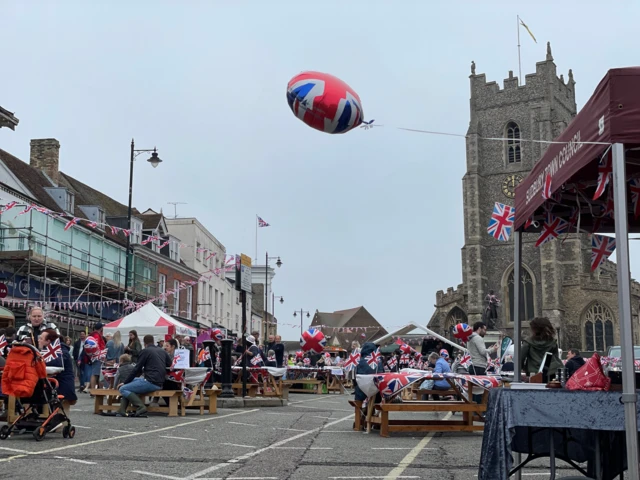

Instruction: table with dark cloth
[478,388,640,480]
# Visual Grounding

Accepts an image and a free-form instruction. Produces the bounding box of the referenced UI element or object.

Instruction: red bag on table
[565,352,611,391]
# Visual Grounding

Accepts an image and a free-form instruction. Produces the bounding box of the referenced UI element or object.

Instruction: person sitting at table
[501,354,515,372]
[113,354,135,388]
[431,351,453,400]
[117,334,172,417]
[520,317,563,382]
[565,348,586,378]
[163,338,178,361]
[265,349,277,367]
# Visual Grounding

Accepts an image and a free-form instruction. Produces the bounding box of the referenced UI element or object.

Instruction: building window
[506,121,521,163]
[506,267,535,323]
[444,307,467,340]
[187,286,193,320]
[173,280,180,314]
[18,234,27,251]
[61,244,70,265]
[583,301,615,352]
[196,242,202,262]
[131,220,142,244]
[81,252,89,271]
[143,267,152,295]
[158,274,167,306]
[170,239,180,262]
[113,264,120,284]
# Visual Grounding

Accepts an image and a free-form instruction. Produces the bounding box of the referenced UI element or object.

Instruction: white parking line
[54,456,97,465]
[72,425,91,429]
[311,415,332,419]
[290,404,353,412]
[329,477,419,479]
[265,412,296,416]
[228,421,258,427]
[159,436,197,441]
[108,429,133,434]
[131,472,177,480]
[0,409,260,464]
[274,427,308,432]
[221,443,256,448]
[0,446,32,454]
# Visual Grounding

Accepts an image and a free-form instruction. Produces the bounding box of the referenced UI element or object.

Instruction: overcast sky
[2,1,639,340]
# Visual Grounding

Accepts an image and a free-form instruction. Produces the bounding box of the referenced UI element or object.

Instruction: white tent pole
[373,323,467,353]
[611,142,639,477]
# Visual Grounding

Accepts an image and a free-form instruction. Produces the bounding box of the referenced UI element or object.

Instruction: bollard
[220,339,234,398]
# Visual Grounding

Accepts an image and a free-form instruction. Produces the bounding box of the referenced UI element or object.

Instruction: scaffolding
[0,205,157,336]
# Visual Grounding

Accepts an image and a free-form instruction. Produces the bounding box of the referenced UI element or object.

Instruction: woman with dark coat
[38,329,77,414]
[354,342,384,402]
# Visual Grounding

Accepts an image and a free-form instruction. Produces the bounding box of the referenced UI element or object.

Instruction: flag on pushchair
[41,338,63,366]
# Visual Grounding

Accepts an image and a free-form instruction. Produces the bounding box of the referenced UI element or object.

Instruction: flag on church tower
[518,16,537,43]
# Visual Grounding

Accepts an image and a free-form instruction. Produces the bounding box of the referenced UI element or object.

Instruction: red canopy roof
[514,67,640,232]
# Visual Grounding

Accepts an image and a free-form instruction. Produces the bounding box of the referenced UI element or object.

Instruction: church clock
[502,174,523,199]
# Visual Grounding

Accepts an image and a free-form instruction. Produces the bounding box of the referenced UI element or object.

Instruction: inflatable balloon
[211,328,224,341]
[287,71,366,134]
[300,328,327,354]
[453,323,473,343]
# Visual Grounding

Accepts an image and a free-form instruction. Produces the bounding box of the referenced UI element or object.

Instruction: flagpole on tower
[255,215,258,263]
[517,15,522,82]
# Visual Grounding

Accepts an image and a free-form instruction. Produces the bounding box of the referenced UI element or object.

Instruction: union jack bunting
[630,178,640,219]
[0,334,7,350]
[535,213,570,247]
[0,201,17,214]
[366,348,381,367]
[257,216,270,227]
[41,338,62,363]
[373,373,424,398]
[167,369,185,384]
[487,202,515,242]
[64,217,79,231]
[593,153,612,200]
[591,234,616,271]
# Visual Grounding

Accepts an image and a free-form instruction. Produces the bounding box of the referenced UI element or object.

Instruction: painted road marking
[108,429,133,434]
[221,443,256,448]
[131,472,178,480]
[72,425,91,429]
[159,435,198,441]
[383,412,452,480]
[0,447,32,454]
[227,421,258,427]
[311,415,332,419]
[274,427,308,432]
[290,404,353,412]
[265,412,297,416]
[54,456,97,465]
[0,409,260,463]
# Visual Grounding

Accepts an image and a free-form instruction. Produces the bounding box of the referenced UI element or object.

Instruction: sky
[1,1,639,340]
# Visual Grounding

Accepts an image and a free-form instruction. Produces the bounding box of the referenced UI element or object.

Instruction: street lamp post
[263,252,282,347]
[272,294,284,337]
[293,309,311,337]
[124,139,162,300]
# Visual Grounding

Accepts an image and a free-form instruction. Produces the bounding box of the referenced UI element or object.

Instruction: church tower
[462,43,577,329]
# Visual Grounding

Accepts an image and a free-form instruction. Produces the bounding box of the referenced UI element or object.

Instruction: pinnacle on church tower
[546,41,553,61]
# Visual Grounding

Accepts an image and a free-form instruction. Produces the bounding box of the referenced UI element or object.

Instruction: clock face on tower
[502,174,523,199]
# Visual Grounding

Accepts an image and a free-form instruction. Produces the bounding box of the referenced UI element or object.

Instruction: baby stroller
[0,342,75,441]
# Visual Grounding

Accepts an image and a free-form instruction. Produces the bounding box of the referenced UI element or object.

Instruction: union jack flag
[487,202,515,242]
[630,178,640,219]
[0,201,17,214]
[41,338,62,363]
[399,354,410,365]
[257,216,270,227]
[373,373,423,398]
[343,351,360,371]
[535,213,570,247]
[365,348,381,367]
[459,354,472,368]
[64,217,79,231]
[167,369,185,384]
[591,234,616,271]
[387,356,397,369]
[300,328,326,354]
[0,334,7,351]
[251,353,263,366]
[593,153,612,200]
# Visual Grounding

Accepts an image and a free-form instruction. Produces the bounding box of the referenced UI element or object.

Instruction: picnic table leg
[94,393,104,414]
[380,410,389,437]
[168,395,178,417]
[353,403,362,431]
[365,397,375,433]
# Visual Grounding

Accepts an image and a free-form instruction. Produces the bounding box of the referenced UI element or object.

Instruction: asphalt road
[0,392,573,479]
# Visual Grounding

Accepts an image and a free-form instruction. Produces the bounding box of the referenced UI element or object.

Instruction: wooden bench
[213,383,260,397]
[348,400,364,431]
[185,388,219,415]
[282,378,323,394]
[90,389,185,417]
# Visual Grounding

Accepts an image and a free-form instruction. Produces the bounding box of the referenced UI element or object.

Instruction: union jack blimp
[286,71,364,134]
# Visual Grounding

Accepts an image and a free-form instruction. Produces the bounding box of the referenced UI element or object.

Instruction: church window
[506,122,521,163]
[507,267,534,322]
[445,307,467,339]
[583,301,615,352]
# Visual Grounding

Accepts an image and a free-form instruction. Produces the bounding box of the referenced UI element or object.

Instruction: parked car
[604,345,640,373]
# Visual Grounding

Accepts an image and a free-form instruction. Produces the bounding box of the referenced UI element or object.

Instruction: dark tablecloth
[478,388,640,480]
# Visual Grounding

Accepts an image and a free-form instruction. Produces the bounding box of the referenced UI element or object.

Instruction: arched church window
[506,122,521,163]
[507,268,534,322]
[583,301,615,352]
[445,307,467,339]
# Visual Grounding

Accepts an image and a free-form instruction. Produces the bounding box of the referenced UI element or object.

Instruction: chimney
[30,138,60,185]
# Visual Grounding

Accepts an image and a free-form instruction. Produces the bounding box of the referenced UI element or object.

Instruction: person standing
[87,323,106,392]
[124,330,142,363]
[106,331,125,366]
[520,317,563,381]
[16,307,59,344]
[565,349,586,378]
[72,331,87,391]
[272,335,285,368]
[467,322,498,376]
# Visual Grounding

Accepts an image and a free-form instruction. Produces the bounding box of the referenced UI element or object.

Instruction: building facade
[430,44,640,353]
[166,217,246,332]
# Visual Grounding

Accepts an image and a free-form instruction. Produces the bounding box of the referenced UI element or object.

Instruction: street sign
[0,283,7,299]
[235,254,252,292]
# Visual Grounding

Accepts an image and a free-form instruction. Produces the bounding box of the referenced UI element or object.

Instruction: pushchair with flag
[0,342,75,441]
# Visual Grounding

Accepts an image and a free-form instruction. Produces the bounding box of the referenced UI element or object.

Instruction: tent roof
[514,67,640,232]
[373,322,467,353]
[104,303,197,337]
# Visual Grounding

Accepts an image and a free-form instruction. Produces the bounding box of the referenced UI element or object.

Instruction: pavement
[0,392,574,479]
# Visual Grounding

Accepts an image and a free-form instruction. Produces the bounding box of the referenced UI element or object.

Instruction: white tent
[373,322,467,353]
[103,303,197,337]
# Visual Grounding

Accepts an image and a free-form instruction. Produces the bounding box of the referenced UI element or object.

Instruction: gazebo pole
[512,230,523,480]
[611,142,639,477]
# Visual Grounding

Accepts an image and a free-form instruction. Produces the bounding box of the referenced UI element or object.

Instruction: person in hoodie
[354,342,384,402]
[521,317,563,382]
[467,322,498,375]
[565,348,586,378]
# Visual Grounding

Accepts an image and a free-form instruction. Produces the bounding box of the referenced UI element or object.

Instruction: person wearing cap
[88,322,107,391]
[244,335,263,367]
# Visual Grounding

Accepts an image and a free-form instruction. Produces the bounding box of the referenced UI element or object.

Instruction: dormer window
[79,206,106,229]
[169,237,180,262]
[131,218,143,244]
[44,187,75,213]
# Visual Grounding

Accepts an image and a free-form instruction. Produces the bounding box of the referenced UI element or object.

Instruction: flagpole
[517,15,522,82]
[255,214,258,263]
